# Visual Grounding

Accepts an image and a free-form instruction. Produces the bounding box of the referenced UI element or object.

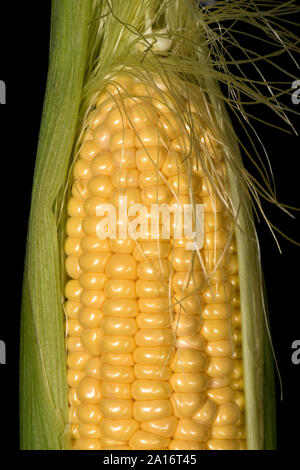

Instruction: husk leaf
[20,0,92,450]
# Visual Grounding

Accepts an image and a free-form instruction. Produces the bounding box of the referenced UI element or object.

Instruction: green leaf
[20,0,93,450]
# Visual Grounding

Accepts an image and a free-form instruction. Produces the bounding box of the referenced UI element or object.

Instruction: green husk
[20,0,93,450]
[21,0,299,450]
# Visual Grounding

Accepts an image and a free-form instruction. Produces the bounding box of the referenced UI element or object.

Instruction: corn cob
[65,74,246,450]
[21,0,300,451]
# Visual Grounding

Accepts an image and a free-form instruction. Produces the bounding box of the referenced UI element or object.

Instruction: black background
[0,0,299,457]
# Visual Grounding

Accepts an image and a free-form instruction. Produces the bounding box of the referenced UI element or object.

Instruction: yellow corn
[65,75,246,450]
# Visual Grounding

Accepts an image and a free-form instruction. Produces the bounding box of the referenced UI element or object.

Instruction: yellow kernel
[73,159,92,180]
[65,238,83,257]
[141,416,177,438]
[206,439,239,451]
[101,419,139,441]
[193,398,217,426]
[77,377,101,404]
[102,353,134,366]
[214,402,241,426]
[170,134,191,155]
[202,303,232,320]
[132,380,172,400]
[92,124,111,150]
[128,103,157,130]
[72,179,89,200]
[206,357,234,378]
[133,241,171,262]
[172,314,201,337]
[80,140,100,161]
[65,280,82,302]
[135,125,169,149]
[170,373,208,393]
[159,112,183,139]
[210,425,239,439]
[105,106,128,130]
[110,238,136,254]
[67,197,85,217]
[88,108,104,129]
[101,382,131,399]
[80,290,105,309]
[141,185,171,205]
[104,279,136,299]
[67,369,85,388]
[78,308,103,329]
[139,169,165,188]
[103,298,139,317]
[136,313,171,329]
[112,148,136,168]
[110,128,135,152]
[136,280,168,299]
[138,298,171,314]
[79,272,107,290]
[81,236,110,252]
[90,152,114,176]
[173,294,202,315]
[100,336,136,354]
[100,364,135,383]
[207,387,235,405]
[134,364,171,381]
[84,358,102,379]
[171,393,205,418]
[232,360,243,380]
[73,438,101,450]
[238,439,247,450]
[202,283,234,304]
[100,398,133,419]
[135,329,174,347]
[66,256,81,279]
[201,320,231,341]
[101,317,137,336]
[78,424,101,439]
[88,174,113,198]
[134,346,174,366]
[111,168,139,188]
[66,217,84,238]
[171,349,207,373]
[80,328,102,356]
[176,336,206,351]
[67,336,84,353]
[67,352,90,371]
[172,271,204,295]
[171,248,201,271]
[134,399,172,422]
[69,388,81,407]
[71,424,80,440]
[77,404,101,425]
[135,147,166,171]
[169,440,205,450]
[174,419,209,442]
[105,254,137,280]
[129,430,170,450]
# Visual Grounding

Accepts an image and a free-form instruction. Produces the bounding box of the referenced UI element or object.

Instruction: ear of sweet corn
[21,0,300,451]
[65,74,249,450]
